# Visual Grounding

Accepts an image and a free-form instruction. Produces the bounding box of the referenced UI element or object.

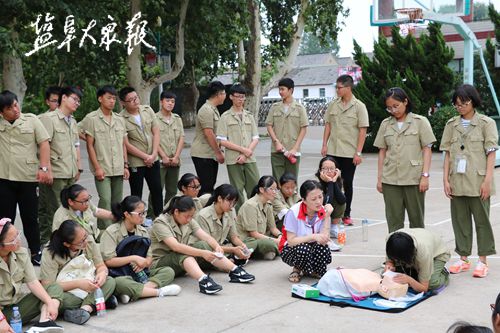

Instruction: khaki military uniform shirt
[236,195,277,239]
[272,191,300,219]
[79,108,127,176]
[121,105,158,168]
[374,113,436,186]
[52,203,100,241]
[151,213,201,262]
[39,240,103,282]
[0,113,49,182]
[156,112,184,167]
[195,203,238,244]
[0,248,37,308]
[440,112,498,196]
[191,102,221,159]
[324,96,369,157]
[265,99,308,153]
[39,109,79,178]
[217,107,259,165]
[100,222,152,261]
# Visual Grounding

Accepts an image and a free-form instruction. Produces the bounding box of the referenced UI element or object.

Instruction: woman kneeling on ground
[384,228,450,292]
[279,180,333,282]
[100,196,181,304]
[40,220,116,325]
[151,196,255,295]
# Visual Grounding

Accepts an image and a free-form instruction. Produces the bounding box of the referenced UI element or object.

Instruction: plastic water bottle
[362,219,369,242]
[10,306,22,333]
[95,287,106,316]
[133,265,149,284]
[337,222,346,246]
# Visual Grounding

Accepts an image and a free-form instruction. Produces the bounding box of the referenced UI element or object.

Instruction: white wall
[265,84,336,99]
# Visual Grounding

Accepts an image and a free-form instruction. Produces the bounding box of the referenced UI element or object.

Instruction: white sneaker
[330,225,339,239]
[119,294,130,304]
[158,284,182,297]
[328,241,342,252]
[263,252,276,260]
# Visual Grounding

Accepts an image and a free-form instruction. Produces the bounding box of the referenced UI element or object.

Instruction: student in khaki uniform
[384,228,450,292]
[374,87,436,233]
[217,84,260,210]
[0,218,63,332]
[195,184,251,266]
[53,185,114,243]
[321,75,369,226]
[271,173,300,230]
[266,78,308,180]
[100,196,180,304]
[147,91,184,216]
[119,86,163,217]
[236,176,282,260]
[44,86,61,113]
[79,85,129,230]
[0,90,52,266]
[440,84,498,279]
[190,81,226,195]
[165,173,211,214]
[38,86,83,245]
[151,196,255,295]
[40,220,116,325]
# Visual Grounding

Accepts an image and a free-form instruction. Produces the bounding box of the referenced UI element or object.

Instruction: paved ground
[15,126,500,332]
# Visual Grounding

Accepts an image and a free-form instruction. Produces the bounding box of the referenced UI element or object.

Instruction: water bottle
[133,265,149,284]
[337,222,346,246]
[10,306,22,333]
[95,287,106,316]
[362,219,369,242]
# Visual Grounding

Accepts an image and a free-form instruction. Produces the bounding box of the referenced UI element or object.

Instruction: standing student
[0,90,51,266]
[374,87,436,233]
[151,196,255,295]
[0,218,64,332]
[266,78,308,180]
[190,81,226,195]
[38,86,83,245]
[271,173,300,230]
[119,86,163,218]
[100,196,180,304]
[440,84,498,278]
[152,91,184,208]
[321,75,369,226]
[236,176,282,260]
[217,84,260,210]
[44,86,61,113]
[79,85,129,230]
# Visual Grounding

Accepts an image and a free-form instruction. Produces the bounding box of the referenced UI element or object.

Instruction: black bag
[108,235,151,281]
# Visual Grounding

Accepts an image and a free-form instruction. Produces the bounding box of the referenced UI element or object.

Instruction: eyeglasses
[124,96,139,104]
[2,231,22,246]
[187,184,202,190]
[48,99,59,104]
[266,187,279,193]
[73,195,92,205]
[453,101,471,109]
[232,94,246,100]
[224,198,237,207]
[130,211,147,217]
[491,304,496,312]
[335,85,347,90]
[321,167,336,172]
[386,104,403,113]
[71,232,88,247]
[69,95,81,105]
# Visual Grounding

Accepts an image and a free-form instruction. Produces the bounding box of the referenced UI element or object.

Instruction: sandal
[288,270,303,283]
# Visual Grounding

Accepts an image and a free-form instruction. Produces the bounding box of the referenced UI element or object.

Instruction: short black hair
[385,87,413,114]
[45,86,61,100]
[386,232,416,266]
[279,172,297,186]
[447,321,493,333]
[0,90,18,112]
[452,84,481,108]
[229,83,246,95]
[97,85,117,99]
[160,91,177,100]
[59,86,83,105]
[278,78,294,89]
[119,86,136,101]
[207,81,226,98]
[205,184,239,207]
[336,75,354,88]
[299,180,322,200]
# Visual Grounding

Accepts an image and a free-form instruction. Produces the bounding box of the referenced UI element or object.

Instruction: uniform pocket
[469,136,484,152]
[404,131,420,145]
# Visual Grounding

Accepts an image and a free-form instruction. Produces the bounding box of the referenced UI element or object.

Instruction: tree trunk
[238,39,246,82]
[243,0,262,120]
[2,30,27,106]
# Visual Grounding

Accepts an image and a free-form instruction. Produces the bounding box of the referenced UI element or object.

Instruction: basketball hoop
[395,8,424,37]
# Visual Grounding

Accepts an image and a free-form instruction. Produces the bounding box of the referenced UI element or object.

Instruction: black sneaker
[26,319,64,332]
[63,308,90,325]
[229,266,255,283]
[105,295,118,309]
[31,251,42,266]
[199,275,223,294]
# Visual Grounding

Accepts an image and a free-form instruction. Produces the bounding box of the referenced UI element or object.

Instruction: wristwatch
[356,152,362,157]
[39,166,49,172]
[421,172,430,178]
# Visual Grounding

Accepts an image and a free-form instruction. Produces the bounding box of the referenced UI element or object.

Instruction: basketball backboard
[371,0,471,26]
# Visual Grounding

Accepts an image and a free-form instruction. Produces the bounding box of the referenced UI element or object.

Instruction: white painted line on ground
[333,254,500,260]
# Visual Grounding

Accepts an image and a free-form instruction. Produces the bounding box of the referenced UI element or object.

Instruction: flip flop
[288,270,303,283]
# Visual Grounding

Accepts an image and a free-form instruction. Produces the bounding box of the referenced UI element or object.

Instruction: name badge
[455,155,467,174]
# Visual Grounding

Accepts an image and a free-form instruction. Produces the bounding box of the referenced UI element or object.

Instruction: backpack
[108,235,151,281]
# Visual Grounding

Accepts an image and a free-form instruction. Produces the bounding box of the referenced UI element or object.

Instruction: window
[319,88,325,97]
[303,89,309,98]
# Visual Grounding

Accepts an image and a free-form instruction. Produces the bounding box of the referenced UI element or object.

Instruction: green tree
[299,31,339,55]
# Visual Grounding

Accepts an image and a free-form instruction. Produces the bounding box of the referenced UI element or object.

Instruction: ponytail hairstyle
[250,175,277,198]
[0,218,13,246]
[163,195,196,215]
[60,184,87,209]
[47,220,81,259]
[205,184,239,207]
[177,173,200,192]
[111,195,145,222]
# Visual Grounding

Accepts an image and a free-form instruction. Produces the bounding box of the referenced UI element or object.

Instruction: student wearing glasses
[236,176,282,260]
[492,293,500,333]
[440,84,498,278]
[165,173,211,214]
[374,87,436,233]
[53,184,114,242]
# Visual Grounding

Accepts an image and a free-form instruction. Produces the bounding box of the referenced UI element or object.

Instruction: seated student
[236,176,282,260]
[40,220,117,325]
[447,321,493,333]
[493,293,500,333]
[100,196,181,304]
[165,173,210,214]
[280,180,333,282]
[384,228,451,293]
[151,196,255,295]
[53,184,114,242]
[196,184,251,266]
[0,218,63,332]
[271,172,300,230]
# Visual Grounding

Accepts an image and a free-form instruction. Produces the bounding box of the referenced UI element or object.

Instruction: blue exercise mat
[292,285,435,313]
